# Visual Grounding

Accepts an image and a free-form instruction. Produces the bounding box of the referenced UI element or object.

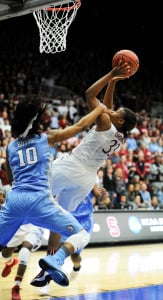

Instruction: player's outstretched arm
[85,72,113,112]
[103,79,116,109]
[103,62,131,109]
[85,62,130,112]
[48,102,107,146]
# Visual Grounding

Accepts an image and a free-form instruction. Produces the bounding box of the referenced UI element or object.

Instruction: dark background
[0,0,162,66]
[69,0,163,70]
[0,0,162,100]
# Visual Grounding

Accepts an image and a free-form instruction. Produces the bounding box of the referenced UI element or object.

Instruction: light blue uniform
[0,133,83,247]
[61,191,94,254]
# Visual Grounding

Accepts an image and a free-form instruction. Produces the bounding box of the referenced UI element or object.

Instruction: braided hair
[11,96,47,138]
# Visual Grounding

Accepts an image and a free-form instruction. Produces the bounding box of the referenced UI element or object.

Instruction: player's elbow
[85,89,93,100]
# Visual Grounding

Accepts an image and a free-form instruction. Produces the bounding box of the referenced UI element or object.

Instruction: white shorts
[7,224,44,251]
[51,154,96,211]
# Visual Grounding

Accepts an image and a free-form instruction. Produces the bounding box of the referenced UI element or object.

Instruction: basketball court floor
[1,242,163,300]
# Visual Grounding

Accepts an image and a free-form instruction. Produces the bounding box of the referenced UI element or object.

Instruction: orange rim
[44,0,81,11]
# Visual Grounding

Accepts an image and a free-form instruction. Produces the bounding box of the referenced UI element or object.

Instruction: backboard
[0,0,71,20]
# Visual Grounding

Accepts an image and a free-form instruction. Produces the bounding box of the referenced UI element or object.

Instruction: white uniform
[51,124,124,211]
[7,224,44,251]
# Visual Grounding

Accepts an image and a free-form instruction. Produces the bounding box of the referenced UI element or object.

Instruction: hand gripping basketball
[112,49,139,77]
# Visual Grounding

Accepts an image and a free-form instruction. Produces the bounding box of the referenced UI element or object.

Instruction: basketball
[112,49,139,76]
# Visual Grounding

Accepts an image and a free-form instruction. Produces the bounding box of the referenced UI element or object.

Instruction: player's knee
[19,247,31,265]
[66,229,90,253]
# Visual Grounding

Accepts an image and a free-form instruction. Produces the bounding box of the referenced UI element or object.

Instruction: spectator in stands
[132,175,141,186]
[127,151,136,183]
[114,193,133,210]
[139,182,152,208]
[132,194,146,209]
[148,184,158,198]
[148,136,161,154]
[113,168,126,208]
[103,165,116,208]
[110,150,120,167]
[144,151,154,175]
[104,158,113,169]
[126,131,137,151]
[0,106,9,122]
[114,154,129,184]
[50,108,59,129]
[55,143,69,159]
[1,119,11,137]
[135,151,149,180]
[95,169,111,209]
[126,183,135,205]
[134,183,143,201]
[161,151,163,162]
[96,168,104,188]
[155,118,163,131]
[118,143,129,157]
[150,194,162,210]
[3,129,11,143]
[137,119,149,135]
[149,154,163,190]
[66,101,78,125]
[58,113,69,129]
[139,143,152,159]
[157,186,163,205]
[139,130,151,147]
[157,137,163,154]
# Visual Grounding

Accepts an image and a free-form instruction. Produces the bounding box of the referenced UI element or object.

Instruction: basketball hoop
[33,0,81,54]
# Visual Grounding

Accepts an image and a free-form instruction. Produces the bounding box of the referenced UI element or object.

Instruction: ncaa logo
[128,216,142,234]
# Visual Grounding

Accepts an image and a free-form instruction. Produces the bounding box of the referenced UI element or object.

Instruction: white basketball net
[33,0,81,54]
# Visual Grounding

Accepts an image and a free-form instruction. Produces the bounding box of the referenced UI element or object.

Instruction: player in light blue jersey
[0,96,107,294]
[32,191,94,293]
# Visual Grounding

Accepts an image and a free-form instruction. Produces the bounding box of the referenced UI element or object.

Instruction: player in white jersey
[0,224,44,300]
[31,62,138,287]
[0,95,108,297]
[50,63,137,212]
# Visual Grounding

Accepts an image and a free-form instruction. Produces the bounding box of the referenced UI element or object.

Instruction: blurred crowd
[0,94,163,211]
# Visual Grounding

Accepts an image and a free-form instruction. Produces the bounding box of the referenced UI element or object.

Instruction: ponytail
[120,107,137,138]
